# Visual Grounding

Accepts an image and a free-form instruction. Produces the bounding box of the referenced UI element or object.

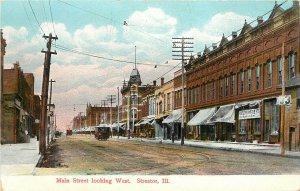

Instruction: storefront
[187,107,216,141]
[236,100,261,143]
[263,98,280,143]
[162,109,182,140]
[208,104,235,141]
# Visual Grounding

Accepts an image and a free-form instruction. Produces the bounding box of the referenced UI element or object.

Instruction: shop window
[255,65,260,90]
[288,52,295,79]
[277,56,282,85]
[267,60,272,87]
[239,120,246,134]
[271,101,279,135]
[255,119,260,133]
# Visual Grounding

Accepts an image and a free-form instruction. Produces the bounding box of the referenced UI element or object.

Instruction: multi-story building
[85,104,118,127]
[121,65,156,137]
[2,63,35,143]
[185,2,300,151]
[155,78,175,139]
[162,70,186,140]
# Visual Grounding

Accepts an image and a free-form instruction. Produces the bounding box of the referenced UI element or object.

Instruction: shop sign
[276,95,291,106]
[239,108,260,119]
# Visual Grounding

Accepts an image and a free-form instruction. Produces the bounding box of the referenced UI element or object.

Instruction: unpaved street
[37,135,300,175]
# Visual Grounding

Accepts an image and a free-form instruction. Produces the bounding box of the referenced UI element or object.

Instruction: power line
[49,0,57,36]
[28,0,45,34]
[54,44,177,68]
[57,0,168,44]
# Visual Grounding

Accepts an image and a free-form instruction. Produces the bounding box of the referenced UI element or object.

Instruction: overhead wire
[28,0,45,34]
[49,0,57,36]
[53,44,179,68]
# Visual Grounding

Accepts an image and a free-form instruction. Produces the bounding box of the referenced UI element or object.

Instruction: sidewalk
[112,136,300,158]
[1,138,41,176]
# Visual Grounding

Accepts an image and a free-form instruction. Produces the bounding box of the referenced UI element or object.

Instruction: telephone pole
[172,37,193,146]
[40,33,57,155]
[107,94,116,137]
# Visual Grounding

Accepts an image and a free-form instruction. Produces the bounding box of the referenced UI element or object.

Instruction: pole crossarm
[172,37,193,146]
[40,33,57,155]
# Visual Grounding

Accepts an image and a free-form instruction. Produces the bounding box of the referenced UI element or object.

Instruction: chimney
[14,61,20,69]
[293,1,299,7]
[153,80,156,86]
[212,43,217,49]
[161,77,164,86]
[257,16,263,25]
[232,31,237,38]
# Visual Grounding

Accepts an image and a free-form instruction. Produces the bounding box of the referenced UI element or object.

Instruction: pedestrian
[172,131,175,143]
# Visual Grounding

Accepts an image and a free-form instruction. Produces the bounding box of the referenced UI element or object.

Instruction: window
[255,119,260,133]
[267,60,272,87]
[240,70,244,94]
[196,86,200,103]
[167,93,171,111]
[211,81,215,99]
[277,57,282,85]
[288,52,295,79]
[231,73,236,95]
[219,78,223,97]
[225,76,229,96]
[255,65,260,90]
[247,68,251,92]
[240,120,246,134]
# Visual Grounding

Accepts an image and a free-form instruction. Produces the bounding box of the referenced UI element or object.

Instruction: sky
[0,0,293,131]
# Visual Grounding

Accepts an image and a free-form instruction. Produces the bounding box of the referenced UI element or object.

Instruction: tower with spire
[128,46,141,86]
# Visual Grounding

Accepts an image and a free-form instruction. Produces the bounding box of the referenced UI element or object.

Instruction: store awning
[135,119,144,127]
[162,109,182,124]
[208,104,235,123]
[187,107,216,126]
[235,99,261,109]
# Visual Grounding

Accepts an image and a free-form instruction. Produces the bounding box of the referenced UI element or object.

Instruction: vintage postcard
[1,0,300,191]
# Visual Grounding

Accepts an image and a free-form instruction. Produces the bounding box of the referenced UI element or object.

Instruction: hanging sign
[239,108,260,119]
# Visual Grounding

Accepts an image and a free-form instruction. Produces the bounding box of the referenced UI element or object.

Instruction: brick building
[85,103,118,127]
[121,65,156,137]
[185,2,300,151]
[2,63,36,143]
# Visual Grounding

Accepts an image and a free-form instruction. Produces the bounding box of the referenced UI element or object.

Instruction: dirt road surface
[37,135,300,175]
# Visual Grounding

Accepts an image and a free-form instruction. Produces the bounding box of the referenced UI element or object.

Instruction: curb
[111,137,300,159]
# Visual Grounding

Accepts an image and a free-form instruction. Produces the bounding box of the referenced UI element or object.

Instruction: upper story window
[277,56,282,85]
[255,64,260,90]
[219,78,223,97]
[225,76,229,96]
[231,73,236,95]
[267,60,272,87]
[211,81,215,99]
[288,52,295,79]
[247,68,251,92]
[240,70,244,94]
[167,93,171,111]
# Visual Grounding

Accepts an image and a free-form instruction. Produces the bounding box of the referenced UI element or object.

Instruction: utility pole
[107,94,116,137]
[172,37,193,146]
[48,79,55,144]
[280,42,285,155]
[40,33,58,155]
[117,87,120,139]
[1,29,7,140]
